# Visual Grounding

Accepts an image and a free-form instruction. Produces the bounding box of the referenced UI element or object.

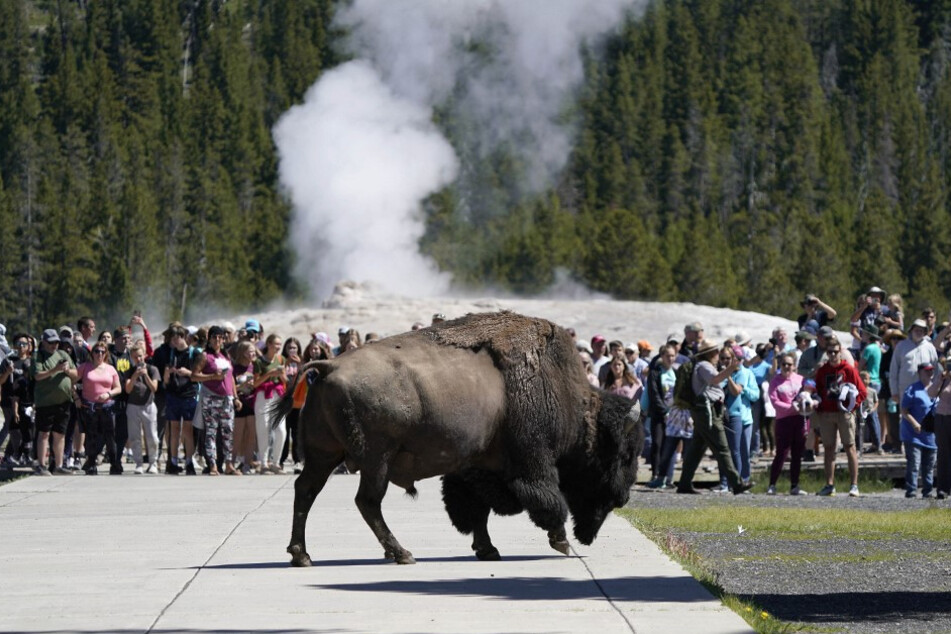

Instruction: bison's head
[561,392,643,545]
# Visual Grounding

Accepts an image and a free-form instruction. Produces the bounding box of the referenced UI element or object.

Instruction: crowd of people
[0,314,368,477]
[572,286,951,499]
[1,288,950,500]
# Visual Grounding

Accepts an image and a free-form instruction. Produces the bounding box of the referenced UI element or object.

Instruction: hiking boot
[816,484,836,496]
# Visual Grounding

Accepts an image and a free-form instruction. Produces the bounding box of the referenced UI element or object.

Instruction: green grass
[750,467,896,494]
[620,506,951,541]
[619,505,950,632]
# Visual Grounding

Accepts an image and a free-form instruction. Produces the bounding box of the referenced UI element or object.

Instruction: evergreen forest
[2,0,951,332]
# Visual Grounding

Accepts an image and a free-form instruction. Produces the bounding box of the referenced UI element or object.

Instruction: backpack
[672,359,701,410]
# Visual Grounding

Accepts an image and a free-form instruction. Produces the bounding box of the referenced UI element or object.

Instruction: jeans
[721,415,752,485]
[656,435,691,484]
[905,443,937,495]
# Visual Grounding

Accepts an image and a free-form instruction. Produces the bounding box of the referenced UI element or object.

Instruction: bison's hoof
[475,547,501,561]
[287,544,312,567]
[549,539,571,556]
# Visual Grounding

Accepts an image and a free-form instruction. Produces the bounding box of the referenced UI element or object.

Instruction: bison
[270,311,644,567]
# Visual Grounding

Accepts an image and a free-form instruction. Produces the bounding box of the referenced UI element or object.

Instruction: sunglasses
[781,362,794,367]
[92,349,107,354]
[827,349,841,354]
[16,342,29,347]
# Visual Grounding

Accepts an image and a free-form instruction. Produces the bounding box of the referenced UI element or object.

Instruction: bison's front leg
[355,462,415,564]
[547,526,570,555]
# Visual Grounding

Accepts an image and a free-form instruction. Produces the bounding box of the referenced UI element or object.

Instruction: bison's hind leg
[442,472,501,561]
[354,456,415,564]
[288,447,344,567]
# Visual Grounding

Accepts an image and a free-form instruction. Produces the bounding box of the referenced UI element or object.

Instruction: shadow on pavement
[311,575,717,603]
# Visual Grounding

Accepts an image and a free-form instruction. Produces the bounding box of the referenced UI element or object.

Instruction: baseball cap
[338,325,350,335]
[685,321,704,333]
[637,339,653,352]
[245,319,262,333]
[591,335,606,344]
[42,329,60,343]
[918,362,935,372]
[818,326,835,338]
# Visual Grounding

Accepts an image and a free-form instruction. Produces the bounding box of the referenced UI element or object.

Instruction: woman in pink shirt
[77,342,122,475]
[767,352,808,495]
[192,326,240,476]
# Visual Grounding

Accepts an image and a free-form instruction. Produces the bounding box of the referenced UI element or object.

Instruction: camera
[768,337,778,346]
[137,363,146,371]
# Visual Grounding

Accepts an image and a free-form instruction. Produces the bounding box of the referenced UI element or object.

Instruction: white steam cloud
[274,0,640,299]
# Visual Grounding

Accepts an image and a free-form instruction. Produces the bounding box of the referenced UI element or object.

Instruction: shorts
[35,402,71,435]
[814,410,856,447]
[165,393,198,423]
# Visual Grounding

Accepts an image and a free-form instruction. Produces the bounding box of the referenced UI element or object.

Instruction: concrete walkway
[0,473,752,633]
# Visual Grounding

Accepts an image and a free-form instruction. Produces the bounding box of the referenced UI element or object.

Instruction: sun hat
[692,340,719,359]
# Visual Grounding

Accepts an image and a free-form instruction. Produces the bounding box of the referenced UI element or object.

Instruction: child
[793,379,819,417]
[859,370,879,454]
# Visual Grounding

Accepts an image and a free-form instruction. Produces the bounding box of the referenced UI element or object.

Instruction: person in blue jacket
[714,344,760,491]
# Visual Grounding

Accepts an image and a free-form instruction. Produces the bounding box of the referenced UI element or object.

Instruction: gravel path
[624,488,951,633]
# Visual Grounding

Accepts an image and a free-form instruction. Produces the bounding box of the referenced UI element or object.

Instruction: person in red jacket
[814,337,867,497]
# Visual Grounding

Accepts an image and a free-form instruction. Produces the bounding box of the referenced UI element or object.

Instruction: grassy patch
[620,506,951,541]
[751,468,896,494]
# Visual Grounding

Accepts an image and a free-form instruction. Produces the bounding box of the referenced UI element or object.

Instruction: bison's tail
[268,388,296,432]
[266,360,333,429]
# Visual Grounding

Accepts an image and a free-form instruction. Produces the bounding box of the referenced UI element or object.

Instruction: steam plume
[274,0,640,299]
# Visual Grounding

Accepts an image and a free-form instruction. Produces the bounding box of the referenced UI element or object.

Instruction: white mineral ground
[218,280,850,351]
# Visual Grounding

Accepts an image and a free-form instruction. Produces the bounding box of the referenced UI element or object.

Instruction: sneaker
[816,484,836,496]
[165,462,181,475]
[790,486,808,496]
[51,466,72,476]
[766,485,777,495]
[185,462,197,476]
[905,491,917,499]
[803,450,815,463]
[146,463,158,475]
[33,465,52,476]
[267,463,283,474]
[84,466,98,475]
[646,477,665,489]
[922,491,934,499]
[293,462,303,474]
[848,485,860,497]
[133,465,145,475]
[937,491,948,500]
[109,465,123,475]
[663,481,676,490]
[711,484,729,494]
[3,455,22,468]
